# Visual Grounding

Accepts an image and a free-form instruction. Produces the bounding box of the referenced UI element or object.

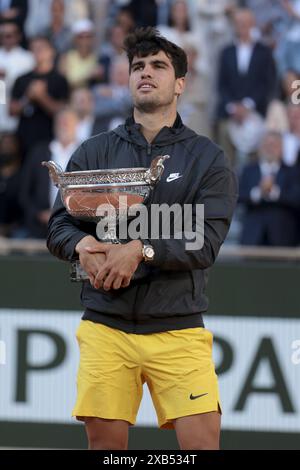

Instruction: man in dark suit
[239,131,300,246]
[216,8,276,165]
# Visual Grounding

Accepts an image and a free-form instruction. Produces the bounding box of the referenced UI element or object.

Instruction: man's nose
[141,64,153,78]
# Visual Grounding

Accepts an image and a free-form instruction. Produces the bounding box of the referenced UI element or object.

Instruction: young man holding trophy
[46,27,238,450]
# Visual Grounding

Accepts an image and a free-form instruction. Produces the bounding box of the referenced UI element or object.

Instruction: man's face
[259,134,282,163]
[0,23,20,50]
[129,50,185,113]
[30,39,54,64]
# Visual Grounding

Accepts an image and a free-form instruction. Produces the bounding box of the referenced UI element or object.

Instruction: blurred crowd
[0,0,300,246]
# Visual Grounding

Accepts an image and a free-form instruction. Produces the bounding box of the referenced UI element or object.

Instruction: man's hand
[26,80,47,101]
[75,236,106,287]
[260,175,275,196]
[86,240,143,291]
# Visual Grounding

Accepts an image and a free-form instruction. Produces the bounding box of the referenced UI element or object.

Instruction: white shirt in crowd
[49,140,78,207]
[0,46,35,131]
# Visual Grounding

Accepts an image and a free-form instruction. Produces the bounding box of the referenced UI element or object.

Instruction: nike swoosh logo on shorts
[189,393,209,400]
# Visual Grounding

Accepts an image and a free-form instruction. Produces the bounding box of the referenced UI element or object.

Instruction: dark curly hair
[123,27,188,79]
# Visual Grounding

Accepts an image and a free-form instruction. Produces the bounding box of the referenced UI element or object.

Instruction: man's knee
[84,417,129,450]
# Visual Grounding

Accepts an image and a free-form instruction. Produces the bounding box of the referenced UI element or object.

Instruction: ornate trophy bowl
[42,155,170,282]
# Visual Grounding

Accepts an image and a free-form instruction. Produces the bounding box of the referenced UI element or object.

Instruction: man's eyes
[132,64,166,71]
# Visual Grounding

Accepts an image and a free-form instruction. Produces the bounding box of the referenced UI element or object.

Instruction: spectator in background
[59,18,103,89]
[239,131,300,246]
[158,1,198,51]
[10,35,70,158]
[0,133,23,238]
[92,55,132,125]
[25,0,90,38]
[265,70,299,133]
[0,0,28,37]
[25,0,52,38]
[216,8,276,167]
[98,24,126,83]
[19,108,79,239]
[127,0,158,27]
[275,0,300,78]
[241,0,287,48]
[193,0,236,78]
[177,41,211,137]
[0,20,35,132]
[115,6,136,35]
[42,0,72,56]
[71,87,110,141]
[282,104,300,166]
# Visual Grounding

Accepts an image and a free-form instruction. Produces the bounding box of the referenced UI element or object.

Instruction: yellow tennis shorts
[72,319,222,429]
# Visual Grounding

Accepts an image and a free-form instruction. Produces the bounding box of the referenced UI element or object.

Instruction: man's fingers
[93,266,110,289]
[85,245,109,254]
[102,272,116,291]
[112,277,123,290]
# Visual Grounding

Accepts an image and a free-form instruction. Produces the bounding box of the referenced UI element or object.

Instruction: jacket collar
[114,112,196,147]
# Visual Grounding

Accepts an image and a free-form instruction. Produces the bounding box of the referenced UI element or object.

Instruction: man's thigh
[142,327,222,430]
[72,320,143,426]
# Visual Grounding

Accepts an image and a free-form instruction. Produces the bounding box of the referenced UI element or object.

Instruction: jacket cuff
[144,238,167,267]
[64,232,90,261]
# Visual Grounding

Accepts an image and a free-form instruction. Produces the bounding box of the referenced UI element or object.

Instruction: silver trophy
[42,155,170,281]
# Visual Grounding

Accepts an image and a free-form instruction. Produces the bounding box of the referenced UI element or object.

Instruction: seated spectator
[71,87,112,141]
[19,108,79,238]
[239,131,300,246]
[58,18,103,88]
[41,0,72,56]
[10,35,70,158]
[0,20,35,132]
[216,8,276,166]
[0,133,23,238]
[92,56,132,121]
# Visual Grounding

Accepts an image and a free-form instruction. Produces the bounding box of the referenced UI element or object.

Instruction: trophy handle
[145,155,170,184]
[42,160,63,187]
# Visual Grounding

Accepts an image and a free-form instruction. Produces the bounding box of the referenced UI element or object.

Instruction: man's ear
[175,77,186,97]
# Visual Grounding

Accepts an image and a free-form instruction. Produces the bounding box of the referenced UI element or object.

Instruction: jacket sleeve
[46,143,93,262]
[145,151,238,271]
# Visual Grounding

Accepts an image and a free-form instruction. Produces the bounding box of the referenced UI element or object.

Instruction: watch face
[145,247,154,259]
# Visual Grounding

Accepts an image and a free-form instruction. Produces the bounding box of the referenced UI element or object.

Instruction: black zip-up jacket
[47,115,238,333]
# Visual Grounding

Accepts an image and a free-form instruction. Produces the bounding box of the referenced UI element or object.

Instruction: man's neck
[133,107,177,143]
[36,62,53,74]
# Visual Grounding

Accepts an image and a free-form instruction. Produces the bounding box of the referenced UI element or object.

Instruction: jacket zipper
[133,143,152,332]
